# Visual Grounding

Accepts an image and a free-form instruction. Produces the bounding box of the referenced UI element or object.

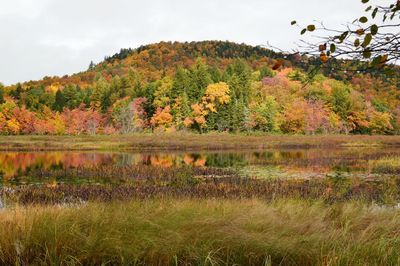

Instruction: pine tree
[0,83,4,104]
[53,90,66,111]
[187,59,212,102]
[172,67,190,99]
[88,61,95,70]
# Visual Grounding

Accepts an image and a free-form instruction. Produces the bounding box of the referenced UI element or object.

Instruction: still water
[1,147,399,185]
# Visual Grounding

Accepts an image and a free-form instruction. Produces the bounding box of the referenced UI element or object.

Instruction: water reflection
[0,148,399,182]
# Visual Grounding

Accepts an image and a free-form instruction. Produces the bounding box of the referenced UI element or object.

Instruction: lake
[1,147,399,185]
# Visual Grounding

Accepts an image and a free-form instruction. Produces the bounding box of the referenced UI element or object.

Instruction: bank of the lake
[0,134,400,151]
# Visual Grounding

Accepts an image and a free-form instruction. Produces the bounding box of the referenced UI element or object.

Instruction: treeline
[0,41,399,135]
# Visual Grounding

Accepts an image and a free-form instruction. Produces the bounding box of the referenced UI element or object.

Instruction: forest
[0,41,399,135]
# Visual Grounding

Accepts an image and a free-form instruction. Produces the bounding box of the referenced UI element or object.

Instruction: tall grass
[0,199,399,265]
[370,156,400,174]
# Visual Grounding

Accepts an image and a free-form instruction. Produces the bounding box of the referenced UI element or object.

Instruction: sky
[0,0,374,85]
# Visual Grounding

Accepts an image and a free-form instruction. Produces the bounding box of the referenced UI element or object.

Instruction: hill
[0,41,399,135]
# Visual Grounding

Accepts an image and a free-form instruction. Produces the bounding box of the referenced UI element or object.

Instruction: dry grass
[0,199,399,265]
[0,133,399,151]
[370,156,400,174]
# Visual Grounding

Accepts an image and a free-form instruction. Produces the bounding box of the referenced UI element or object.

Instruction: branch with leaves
[292,0,400,72]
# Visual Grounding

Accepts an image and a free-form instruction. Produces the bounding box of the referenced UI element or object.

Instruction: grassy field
[0,199,399,265]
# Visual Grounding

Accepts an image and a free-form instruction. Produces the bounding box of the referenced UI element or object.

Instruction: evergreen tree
[127,69,143,98]
[172,67,190,99]
[225,60,252,105]
[53,89,66,111]
[10,83,23,100]
[0,83,4,104]
[90,76,110,112]
[88,61,95,70]
[187,59,212,102]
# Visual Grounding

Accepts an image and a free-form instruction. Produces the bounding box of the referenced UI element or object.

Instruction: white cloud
[0,0,50,18]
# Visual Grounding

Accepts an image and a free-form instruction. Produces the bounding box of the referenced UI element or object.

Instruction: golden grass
[0,199,399,265]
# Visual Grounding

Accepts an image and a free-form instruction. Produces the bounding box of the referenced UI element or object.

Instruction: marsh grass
[2,172,400,205]
[0,199,399,265]
[370,156,400,174]
[0,134,400,151]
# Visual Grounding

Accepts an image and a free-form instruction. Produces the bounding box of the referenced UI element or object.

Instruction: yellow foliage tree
[150,105,173,131]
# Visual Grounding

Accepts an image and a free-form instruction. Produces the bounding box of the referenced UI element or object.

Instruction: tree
[153,77,173,108]
[150,106,174,131]
[112,97,147,133]
[53,89,66,111]
[304,100,332,134]
[90,76,110,111]
[0,83,4,104]
[249,96,281,132]
[330,81,352,120]
[10,83,23,101]
[294,0,400,68]
[88,61,95,70]
[225,59,252,104]
[187,59,212,102]
[259,65,275,80]
[172,67,190,99]
[280,100,307,134]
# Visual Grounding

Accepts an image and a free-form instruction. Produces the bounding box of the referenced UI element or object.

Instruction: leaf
[320,52,329,63]
[319,43,327,51]
[330,43,336,53]
[307,25,316,32]
[361,0,369,3]
[371,8,378,18]
[301,29,307,35]
[359,16,368,23]
[362,33,372,48]
[365,5,372,11]
[363,49,372,58]
[354,39,360,47]
[291,20,297,25]
[370,24,378,35]
[339,31,349,42]
[356,29,365,36]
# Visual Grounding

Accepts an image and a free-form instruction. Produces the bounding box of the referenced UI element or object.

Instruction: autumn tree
[150,105,174,131]
[90,76,110,111]
[249,96,281,132]
[112,97,147,133]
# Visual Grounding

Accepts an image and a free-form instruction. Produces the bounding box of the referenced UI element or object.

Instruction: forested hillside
[0,41,399,135]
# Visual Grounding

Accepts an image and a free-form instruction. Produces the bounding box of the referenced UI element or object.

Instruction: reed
[0,199,399,265]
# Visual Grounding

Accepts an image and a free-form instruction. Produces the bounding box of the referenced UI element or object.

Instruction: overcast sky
[0,0,377,85]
